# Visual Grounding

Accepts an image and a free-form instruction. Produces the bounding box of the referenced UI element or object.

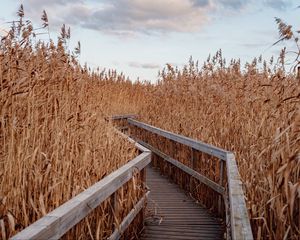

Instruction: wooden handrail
[128,118,229,160]
[226,153,253,240]
[14,114,253,240]
[126,118,253,240]
[11,151,151,240]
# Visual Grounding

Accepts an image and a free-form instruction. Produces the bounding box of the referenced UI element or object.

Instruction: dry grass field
[100,54,300,239]
[0,8,299,240]
[0,14,141,239]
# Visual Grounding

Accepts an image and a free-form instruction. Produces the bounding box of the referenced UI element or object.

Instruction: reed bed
[102,54,299,239]
[0,13,142,239]
[1,7,299,240]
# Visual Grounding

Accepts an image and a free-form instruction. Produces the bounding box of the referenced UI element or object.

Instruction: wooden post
[190,147,194,169]
[112,191,119,232]
[189,147,194,192]
[223,194,231,240]
[218,160,224,215]
[140,168,146,229]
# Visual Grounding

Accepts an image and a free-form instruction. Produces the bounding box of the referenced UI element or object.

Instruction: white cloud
[81,0,213,34]
[12,0,294,35]
[129,62,161,69]
[14,0,212,34]
[263,0,293,10]
[13,0,91,31]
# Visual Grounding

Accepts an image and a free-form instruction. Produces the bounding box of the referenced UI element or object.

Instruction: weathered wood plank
[137,140,225,195]
[108,192,150,240]
[11,152,151,240]
[128,118,229,160]
[226,153,253,240]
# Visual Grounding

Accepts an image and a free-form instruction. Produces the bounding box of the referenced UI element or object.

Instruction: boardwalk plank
[141,167,224,240]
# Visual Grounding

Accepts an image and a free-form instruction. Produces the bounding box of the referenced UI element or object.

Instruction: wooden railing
[11,141,151,240]
[113,116,253,240]
[12,114,253,240]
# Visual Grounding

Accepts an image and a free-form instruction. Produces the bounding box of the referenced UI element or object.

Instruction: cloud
[15,0,213,34]
[193,0,210,7]
[263,0,293,10]
[21,0,83,7]
[218,0,249,10]
[215,0,292,11]
[82,0,213,34]
[12,0,292,36]
[129,62,161,69]
[15,0,92,31]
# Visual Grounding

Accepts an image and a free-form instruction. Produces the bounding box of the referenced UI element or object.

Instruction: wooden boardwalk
[141,167,224,240]
[12,116,253,240]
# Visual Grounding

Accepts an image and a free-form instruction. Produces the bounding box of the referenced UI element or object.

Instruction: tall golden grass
[0,9,142,240]
[1,6,299,240]
[103,53,300,239]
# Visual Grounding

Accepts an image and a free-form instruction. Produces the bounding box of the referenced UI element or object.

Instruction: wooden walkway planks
[141,167,224,240]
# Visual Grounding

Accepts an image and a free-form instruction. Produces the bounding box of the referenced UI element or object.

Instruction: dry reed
[0,8,141,240]
[101,53,299,239]
[1,6,299,240]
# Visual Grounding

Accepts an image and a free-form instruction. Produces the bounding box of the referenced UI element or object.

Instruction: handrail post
[190,147,196,169]
[189,147,195,192]
[218,160,224,214]
[223,193,231,240]
[140,167,146,228]
[112,191,119,232]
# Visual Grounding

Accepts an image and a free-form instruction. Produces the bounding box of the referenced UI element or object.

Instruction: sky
[0,0,299,82]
